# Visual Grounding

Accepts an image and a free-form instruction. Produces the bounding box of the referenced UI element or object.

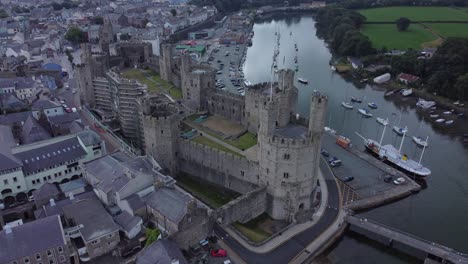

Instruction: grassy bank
[232,213,273,243]
[122,69,182,98]
[361,24,437,50]
[176,175,240,208]
[358,7,468,22]
[192,136,244,157]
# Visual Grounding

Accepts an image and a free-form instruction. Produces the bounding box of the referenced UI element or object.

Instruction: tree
[64,27,86,44]
[396,17,411,31]
[170,9,177,17]
[0,9,8,18]
[454,73,468,100]
[144,228,160,247]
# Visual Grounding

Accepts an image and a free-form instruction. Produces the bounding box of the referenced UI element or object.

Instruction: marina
[243,15,468,263]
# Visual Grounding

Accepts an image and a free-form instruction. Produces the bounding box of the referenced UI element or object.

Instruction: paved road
[214,158,340,263]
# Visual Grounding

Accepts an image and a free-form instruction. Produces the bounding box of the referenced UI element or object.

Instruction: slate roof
[124,194,146,212]
[0,152,22,172]
[31,99,61,110]
[0,215,66,263]
[136,239,188,264]
[84,152,166,194]
[32,182,60,201]
[34,191,97,219]
[20,115,52,144]
[0,111,32,126]
[14,136,87,174]
[76,130,102,147]
[144,188,192,224]
[0,93,27,109]
[59,178,87,194]
[63,198,119,242]
[114,211,142,234]
[48,112,80,125]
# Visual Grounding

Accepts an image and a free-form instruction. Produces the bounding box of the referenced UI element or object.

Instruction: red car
[211,249,227,257]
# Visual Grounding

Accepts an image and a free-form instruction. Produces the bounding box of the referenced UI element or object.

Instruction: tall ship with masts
[356,120,431,177]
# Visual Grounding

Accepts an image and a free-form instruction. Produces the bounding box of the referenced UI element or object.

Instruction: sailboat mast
[398,126,407,153]
[419,136,429,164]
[379,119,388,149]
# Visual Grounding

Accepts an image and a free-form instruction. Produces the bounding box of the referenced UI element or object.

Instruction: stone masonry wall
[178,139,260,194]
[206,89,246,125]
[214,187,267,225]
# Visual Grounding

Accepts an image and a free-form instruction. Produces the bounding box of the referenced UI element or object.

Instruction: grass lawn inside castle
[121,69,182,99]
[176,173,241,208]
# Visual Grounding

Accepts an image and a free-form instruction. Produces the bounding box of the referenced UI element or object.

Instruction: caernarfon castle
[77,39,328,224]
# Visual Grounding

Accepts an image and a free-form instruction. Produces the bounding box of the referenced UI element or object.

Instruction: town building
[0,215,72,264]
[0,130,105,206]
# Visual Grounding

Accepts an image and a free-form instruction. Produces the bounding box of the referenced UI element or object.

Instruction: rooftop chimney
[49,198,56,207]
[4,225,12,234]
[171,260,180,264]
[69,192,75,200]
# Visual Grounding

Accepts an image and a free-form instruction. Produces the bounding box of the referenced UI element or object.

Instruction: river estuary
[242,15,468,263]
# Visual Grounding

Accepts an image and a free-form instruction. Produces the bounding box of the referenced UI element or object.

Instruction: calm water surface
[243,15,468,263]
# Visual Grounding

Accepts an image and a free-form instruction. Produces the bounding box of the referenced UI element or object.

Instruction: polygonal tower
[257,92,328,222]
[180,54,215,111]
[159,44,173,82]
[140,94,181,175]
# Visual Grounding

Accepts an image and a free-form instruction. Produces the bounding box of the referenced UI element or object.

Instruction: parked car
[211,249,227,258]
[393,177,406,185]
[328,157,342,167]
[343,176,354,182]
[321,149,329,157]
[384,175,393,183]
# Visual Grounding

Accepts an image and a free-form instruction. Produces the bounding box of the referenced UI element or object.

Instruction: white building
[0,130,106,205]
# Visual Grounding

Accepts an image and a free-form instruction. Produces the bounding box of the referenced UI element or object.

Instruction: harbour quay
[321,132,421,211]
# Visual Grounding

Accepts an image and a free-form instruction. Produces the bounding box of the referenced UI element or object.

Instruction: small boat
[298,78,308,84]
[430,106,437,110]
[384,90,395,97]
[360,78,369,83]
[368,102,378,109]
[443,111,452,115]
[430,114,439,118]
[416,98,436,109]
[445,120,454,125]
[453,100,460,105]
[401,88,413,96]
[376,117,389,126]
[435,118,446,123]
[393,126,408,136]
[358,108,373,118]
[341,101,353,109]
[331,65,336,71]
[412,136,428,147]
[351,97,362,103]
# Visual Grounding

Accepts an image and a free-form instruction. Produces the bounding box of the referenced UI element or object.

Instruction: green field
[176,175,240,208]
[358,7,468,22]
[426,23,468,38]
[362,24,437,50]
[192,136,243,157]
[122,69,182,99]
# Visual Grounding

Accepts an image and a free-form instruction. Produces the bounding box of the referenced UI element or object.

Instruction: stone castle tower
[76,44,96,107]
[245,69,298,134]
[140,95,180,175]
[257,91,328,222]
[159,44,173,82]
[180,54,215,111]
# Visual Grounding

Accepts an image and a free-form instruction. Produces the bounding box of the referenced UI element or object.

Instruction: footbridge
[347,215,468,264]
